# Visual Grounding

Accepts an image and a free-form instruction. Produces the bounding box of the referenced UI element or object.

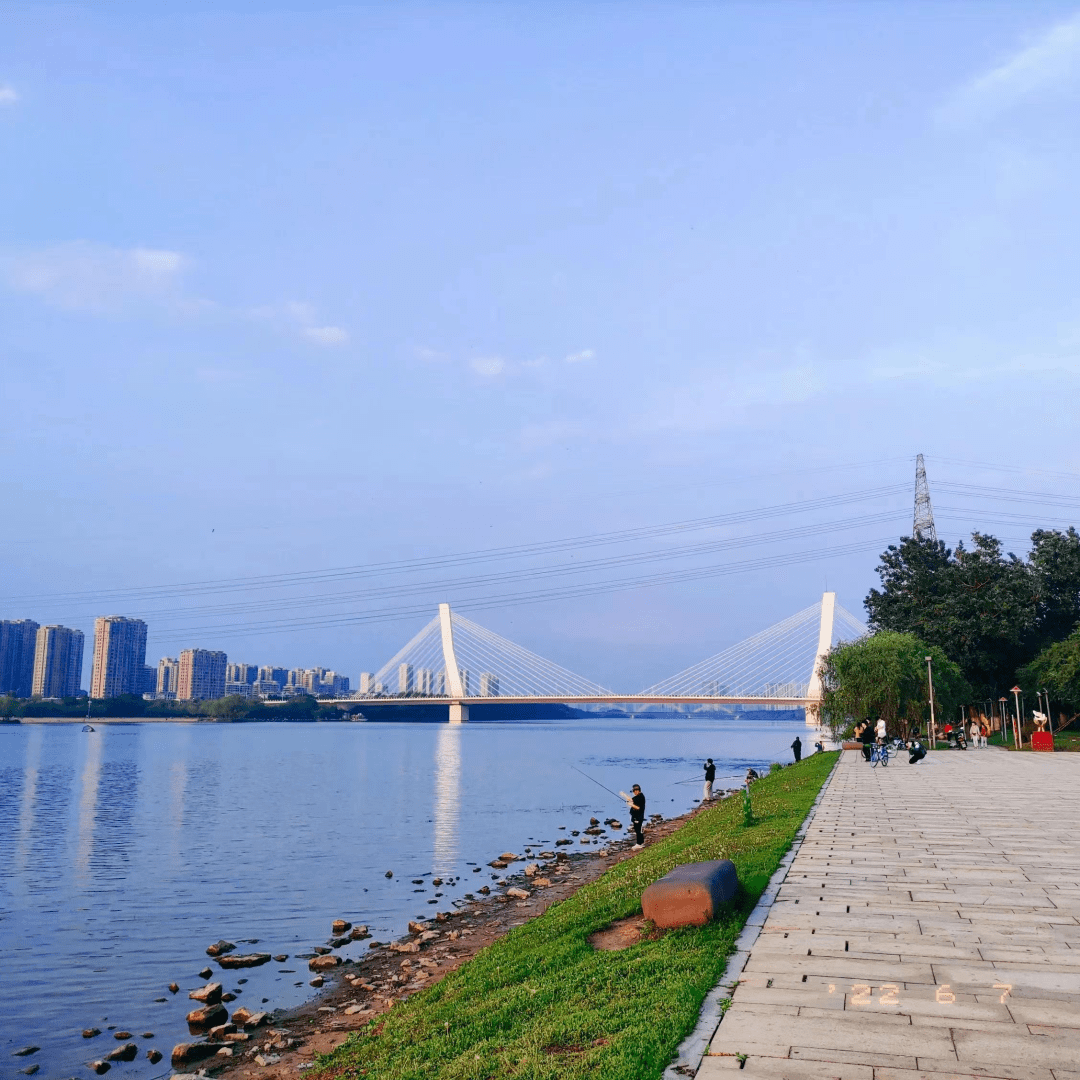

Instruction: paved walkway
[699,749,1080,1080]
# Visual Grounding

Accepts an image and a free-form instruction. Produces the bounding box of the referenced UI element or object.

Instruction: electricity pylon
[913,453,937,542]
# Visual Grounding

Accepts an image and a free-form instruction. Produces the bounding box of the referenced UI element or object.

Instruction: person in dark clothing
[791,736,802,763]
[907,739,926,765]
[625,784,646,848]
[703,758,716,801]
[859,722,875,762]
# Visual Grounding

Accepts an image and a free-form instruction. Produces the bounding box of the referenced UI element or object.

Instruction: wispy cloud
[0,242,189,314]
[304,325,348,346]
[0,84,18,106]
[939,11,1080,124]
[469,356,506,376]
[564,348,595,364]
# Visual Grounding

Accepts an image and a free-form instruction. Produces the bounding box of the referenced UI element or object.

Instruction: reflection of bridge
[323,593,867,723]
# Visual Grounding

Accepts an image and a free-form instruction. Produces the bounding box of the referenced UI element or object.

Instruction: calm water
[0,716,810,1078]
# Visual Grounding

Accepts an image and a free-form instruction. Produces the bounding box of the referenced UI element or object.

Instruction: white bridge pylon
[348,594,867,720]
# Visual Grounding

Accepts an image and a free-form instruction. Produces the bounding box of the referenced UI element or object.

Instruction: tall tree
[1019,629,1080,719]
[1029,528,1080,648]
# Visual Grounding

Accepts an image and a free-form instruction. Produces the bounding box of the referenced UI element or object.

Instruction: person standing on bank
[624,784,646,849]
[791,735,802,763]
[703,758,716,802]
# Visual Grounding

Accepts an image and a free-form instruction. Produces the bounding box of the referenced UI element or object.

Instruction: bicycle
[870,741,890,767]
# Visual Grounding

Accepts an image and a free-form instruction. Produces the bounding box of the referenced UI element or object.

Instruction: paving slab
[699,750,1080,1078]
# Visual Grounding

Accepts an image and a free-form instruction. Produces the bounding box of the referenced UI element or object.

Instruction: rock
[104,1044,138,1063]
[388,941,419,954]
[146,1050,162,1064]
[411,878,424,885]
[327,936,349,948]
[580,838,591,844]
[488,860,508,869]
[384,870,393,878]
[584,827,603,835]
[188,982,223,1004]
[571,830,579,836]
[495,895,511,904]
[187,1003,228,1032]
[308,954,342,970]
[273,954,289,962]
[477,885,490,895]
[598,849,610,858]
[141,1033,154,1039]
[434,912,449,923]
[82,1029,101,1039]
[206,940,236,957]
[349,925,369,940]
[217,953,271,969]
[506,886,530,899]
[19,1067,39,1076]
[198,966,213,980]
[641,858,738,928]
[331,919,351,934]
[208,1024,236,1040]
[407,920,428,934]
[589,817,599,825]
[431,878,442,886]
[609,821,623,830]
[112,1032,132,1040]
[555,838,572,846]
[171,1042,220,1068]
[254,1054,281,1067]
[524,863,539,877]
[221,992,237,1002]
[12,1048,40,1057]
[343,1005,365,1016]
[224,1032,250,1043]
[312,945,331,955]
[89,1060,110,1074]
[309,976,324,988]
[419,930,438,942]
[230,1008,268,1029]
[533,877,552,887]
[168,983,180,994]
[216,1046,233,1058]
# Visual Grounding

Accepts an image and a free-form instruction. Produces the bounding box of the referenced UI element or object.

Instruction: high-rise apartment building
[358,672,374,695]
[157,657,180,699]
[177,649,228,701]
[479,672,499,697]
[398,663,414,694]
[31,625,85,698]
[90,616,148,698]
[258,665,289,688]
[226,663,258,686]
[0,619,41,698]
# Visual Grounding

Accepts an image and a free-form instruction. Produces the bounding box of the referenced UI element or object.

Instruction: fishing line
[569,765,626,805]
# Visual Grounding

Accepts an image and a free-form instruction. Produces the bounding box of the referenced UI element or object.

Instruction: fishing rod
[570,765,628,805]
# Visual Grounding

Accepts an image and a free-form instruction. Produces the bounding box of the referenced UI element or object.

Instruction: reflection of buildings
[76,726,104,883]
[32,625,85,698]
[432,723,462,876]
[90,616,148,698]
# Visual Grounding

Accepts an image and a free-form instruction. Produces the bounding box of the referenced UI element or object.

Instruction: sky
[3,1,1080,692]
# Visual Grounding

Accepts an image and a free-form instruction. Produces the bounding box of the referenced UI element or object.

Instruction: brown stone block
[641,859,737,928]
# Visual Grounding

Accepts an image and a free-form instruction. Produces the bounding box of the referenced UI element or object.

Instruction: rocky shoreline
[175,800,726,1080]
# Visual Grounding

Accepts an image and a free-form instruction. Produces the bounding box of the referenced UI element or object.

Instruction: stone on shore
[171,1042,220,1068]
[506,886,530,899]
[308,954,342,970]
[217,952,271,969]
[488,860,508,869]
[188,982,222,1004]
[524,863,539,877]
[499,852,517,860]
[641,858,737,928]
[89,1060,110,1074]
[82,1029,101,1039]
[272,954,288,962]
[555,838,572,846]
[19,1066,39,1076]
[146,1050,162,1064]
[230,1007,269,1029]
[407,920,428,934]
[326,936,349,948]
[205,940,236,957]
[254,1053,281,1067]
[477,885,490,894]
[186,1003,228,1031]
[533,877,552,887]
[384,870,392,878]
[349,924,369,940]
[309,976,324,987]
[112,1032,132,1040]
[104,1043,138,1062]
[168,983,179,993]
[12,1048,40,1058]
[208,1024,236,1040]
[331,919,351,934]
[389,940,420,954]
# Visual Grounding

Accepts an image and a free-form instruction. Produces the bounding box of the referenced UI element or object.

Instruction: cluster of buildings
[0,615,350,703]
[361,663,499,698]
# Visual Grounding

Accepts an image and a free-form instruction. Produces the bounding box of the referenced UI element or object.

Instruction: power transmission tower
[913,453,937,542]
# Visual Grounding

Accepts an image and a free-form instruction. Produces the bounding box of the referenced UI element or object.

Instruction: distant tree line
[0,694,354,721]
[820,528,1080,739]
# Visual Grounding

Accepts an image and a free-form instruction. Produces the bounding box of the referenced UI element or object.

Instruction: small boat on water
[82,724,95,732]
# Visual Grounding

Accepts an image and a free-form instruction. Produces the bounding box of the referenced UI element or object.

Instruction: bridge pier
[448,702,469,724]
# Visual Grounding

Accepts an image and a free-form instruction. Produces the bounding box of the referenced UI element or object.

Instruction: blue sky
[3,2,1080,691]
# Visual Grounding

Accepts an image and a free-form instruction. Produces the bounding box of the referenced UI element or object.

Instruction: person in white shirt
[970,721,980,748]
[875,718,886,742]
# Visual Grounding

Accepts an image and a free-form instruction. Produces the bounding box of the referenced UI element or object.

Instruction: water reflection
[432,723,461,876]
[76,727,104,884]
[13,723,43,881]
[90,753,140,881]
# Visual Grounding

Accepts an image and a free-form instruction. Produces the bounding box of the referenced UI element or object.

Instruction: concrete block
[642,859,737,928]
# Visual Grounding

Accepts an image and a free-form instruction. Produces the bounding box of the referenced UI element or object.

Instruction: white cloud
[0,241,188,313]
[469,356,505,376]
[304,325,348,346]
[0,84,18,105]
[416,346,449,362]
[940,11,1080,123]
[564,348,595,364]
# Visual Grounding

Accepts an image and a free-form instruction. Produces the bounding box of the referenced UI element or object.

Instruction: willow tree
[818,631,969,742]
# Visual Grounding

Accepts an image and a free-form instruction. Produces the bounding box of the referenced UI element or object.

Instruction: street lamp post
[926,655,937,748]
[1011,685,1023,749]
[1042,688,1053,734]
[999,697,1009,744]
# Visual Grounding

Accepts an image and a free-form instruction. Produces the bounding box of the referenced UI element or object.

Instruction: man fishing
[703,758,716,802]
[624,784,646,848]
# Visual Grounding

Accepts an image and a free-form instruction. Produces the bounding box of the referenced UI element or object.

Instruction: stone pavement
[697,748,1080,1080]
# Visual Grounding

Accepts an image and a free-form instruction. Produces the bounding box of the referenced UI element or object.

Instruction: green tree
[1029,527,1080,648]
[1019,629,1080,719]
[818,631,969,742]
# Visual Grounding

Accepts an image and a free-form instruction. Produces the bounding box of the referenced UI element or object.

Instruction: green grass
[316,752,838,1080]
[987,729,1080,751]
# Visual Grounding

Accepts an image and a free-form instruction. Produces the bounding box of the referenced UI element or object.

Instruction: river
[0,715,812,1077]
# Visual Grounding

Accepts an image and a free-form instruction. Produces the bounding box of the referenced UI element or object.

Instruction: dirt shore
[193,801,722,1080]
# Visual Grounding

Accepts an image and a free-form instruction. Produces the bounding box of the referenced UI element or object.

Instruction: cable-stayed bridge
[323,593,867,722]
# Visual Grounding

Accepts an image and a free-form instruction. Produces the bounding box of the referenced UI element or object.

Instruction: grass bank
[317,752,838,1080]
